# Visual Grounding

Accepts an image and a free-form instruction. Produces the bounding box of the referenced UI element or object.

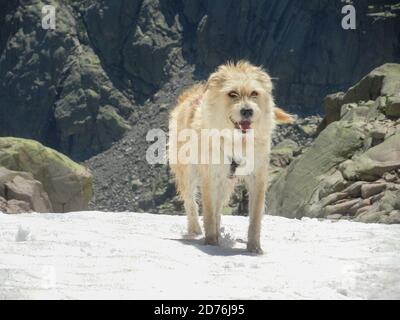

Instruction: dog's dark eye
[228,91,239,98]
[250,91,258,98]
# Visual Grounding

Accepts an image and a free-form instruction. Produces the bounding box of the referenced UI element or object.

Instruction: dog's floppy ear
[205,69,226,91]
[254,70,273,94]
[205,61,238,90]
[274,107,295,124]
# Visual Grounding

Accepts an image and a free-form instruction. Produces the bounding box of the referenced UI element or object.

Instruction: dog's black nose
[240,108,253,118]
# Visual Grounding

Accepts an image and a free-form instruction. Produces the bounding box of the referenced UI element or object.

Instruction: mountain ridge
[0,0,399,160]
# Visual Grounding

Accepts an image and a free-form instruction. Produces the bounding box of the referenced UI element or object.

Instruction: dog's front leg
[200,166,220,245]
[246,171,267,254]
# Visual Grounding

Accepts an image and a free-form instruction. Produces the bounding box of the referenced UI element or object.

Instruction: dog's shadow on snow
[168,237,255,257]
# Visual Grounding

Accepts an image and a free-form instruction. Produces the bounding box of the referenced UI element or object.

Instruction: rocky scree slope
[85,66,196,213]
[0,0,399,160]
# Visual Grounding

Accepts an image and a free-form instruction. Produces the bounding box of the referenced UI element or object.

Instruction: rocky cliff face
[68,0,400,112]
[267,63,400,224]
[1,0,399,160]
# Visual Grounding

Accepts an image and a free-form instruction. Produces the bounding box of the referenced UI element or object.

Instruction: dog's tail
[273,107,295,124]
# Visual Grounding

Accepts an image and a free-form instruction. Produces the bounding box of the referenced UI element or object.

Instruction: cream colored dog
[169,61,292,253]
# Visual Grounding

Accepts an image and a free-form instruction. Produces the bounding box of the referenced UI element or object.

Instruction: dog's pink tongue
[239,121,251,131]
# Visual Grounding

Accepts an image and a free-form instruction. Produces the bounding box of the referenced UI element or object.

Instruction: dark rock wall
[80,0,400,112]
[0,0,399,160]
[0,0,135,160]
[190,0,400,112]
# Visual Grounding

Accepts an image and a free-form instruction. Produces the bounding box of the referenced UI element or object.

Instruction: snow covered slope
[0,212,399,299]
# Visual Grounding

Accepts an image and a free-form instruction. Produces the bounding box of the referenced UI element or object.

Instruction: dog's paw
[204,235,219,246]
[247,243,264,255]
[188,225,203,236]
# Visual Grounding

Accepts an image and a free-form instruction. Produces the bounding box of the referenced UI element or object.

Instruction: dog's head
[204,61,293,133]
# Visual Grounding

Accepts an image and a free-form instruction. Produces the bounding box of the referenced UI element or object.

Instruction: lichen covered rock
[267,64,400,224]
[0,137,92,212]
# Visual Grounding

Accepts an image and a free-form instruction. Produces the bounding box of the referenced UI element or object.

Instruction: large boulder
[267,64,400,224]
[322,64,400,127]
[0,137,92,212]
[267,121,365,219]
[340,133,400,181]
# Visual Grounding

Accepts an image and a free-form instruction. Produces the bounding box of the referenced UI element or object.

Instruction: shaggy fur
[169,61,293,253]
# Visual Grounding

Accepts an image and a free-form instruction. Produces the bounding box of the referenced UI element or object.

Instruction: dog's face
[204,61,276,133]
